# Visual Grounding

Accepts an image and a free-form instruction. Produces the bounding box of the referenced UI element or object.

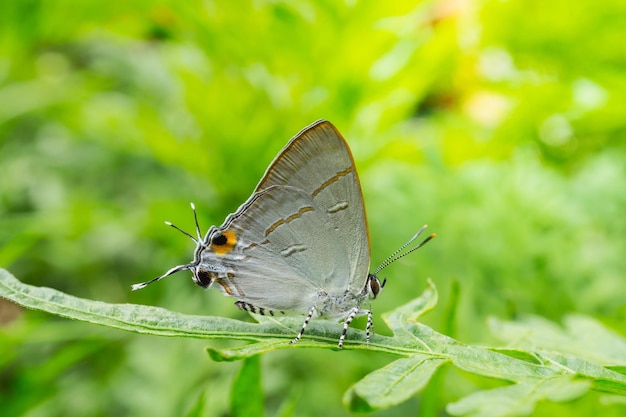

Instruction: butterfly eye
[195,270,212,287]
[368,274,383,299]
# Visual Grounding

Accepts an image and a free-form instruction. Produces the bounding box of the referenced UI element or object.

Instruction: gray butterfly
[133,120,434,348]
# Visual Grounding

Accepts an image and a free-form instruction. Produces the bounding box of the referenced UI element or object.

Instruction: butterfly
[133,120,434,348]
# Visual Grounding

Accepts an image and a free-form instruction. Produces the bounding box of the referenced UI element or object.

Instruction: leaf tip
[343,389,375,413]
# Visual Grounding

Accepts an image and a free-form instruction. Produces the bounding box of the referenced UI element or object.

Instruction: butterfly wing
[253,120,370,292]
[199,185,352,313]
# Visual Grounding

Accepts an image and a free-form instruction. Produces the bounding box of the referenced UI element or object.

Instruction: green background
[1,0,625,416]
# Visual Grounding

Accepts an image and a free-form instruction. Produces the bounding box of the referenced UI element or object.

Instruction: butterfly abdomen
[234,300,286,316]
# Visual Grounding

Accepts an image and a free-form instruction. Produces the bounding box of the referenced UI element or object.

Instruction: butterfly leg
[365,309,373,345]
[290,305,316,345]
[338,307,361,349]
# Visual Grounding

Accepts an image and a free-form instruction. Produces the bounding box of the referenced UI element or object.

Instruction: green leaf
[2,268,625,416]
[231,356,264,417]
[344,355,448,412]
[489,314,626,365]
[184,391,207,417]
[609,366,626,376]
[447,376,591,417]
[538,352,626,396]
[0,268,271,341]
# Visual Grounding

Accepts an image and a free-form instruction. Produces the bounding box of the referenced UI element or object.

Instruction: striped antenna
[373,225,436,275]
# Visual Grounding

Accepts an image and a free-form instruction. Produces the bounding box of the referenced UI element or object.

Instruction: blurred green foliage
[0,0,625,416]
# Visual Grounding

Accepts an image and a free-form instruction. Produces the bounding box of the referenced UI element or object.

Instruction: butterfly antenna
[373,225,436,275]
[164,221,197,243]
[190,202,204,242]
[162,203,203,244]
[131,263,190,291]
[131,204,204,291]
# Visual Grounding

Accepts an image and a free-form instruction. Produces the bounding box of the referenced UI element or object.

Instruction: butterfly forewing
[254,121,370,292]
[200,185,351,313]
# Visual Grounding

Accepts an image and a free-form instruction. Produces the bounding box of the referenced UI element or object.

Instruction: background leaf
[344,355,448,412]
[490,315,626,365]
[231,356,265,417]
[447,377,592,417]
[185,392,207,417]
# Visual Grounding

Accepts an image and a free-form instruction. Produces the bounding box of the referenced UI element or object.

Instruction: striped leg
[290,305,316,345]
[338,307,360,349]
[365,310,373,345]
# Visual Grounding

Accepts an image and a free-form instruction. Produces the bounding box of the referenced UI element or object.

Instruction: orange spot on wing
[211,229,238,255]
[216,279,234,295]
